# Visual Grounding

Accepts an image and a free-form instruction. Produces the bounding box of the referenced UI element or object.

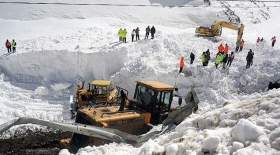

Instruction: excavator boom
[195,20,244,45]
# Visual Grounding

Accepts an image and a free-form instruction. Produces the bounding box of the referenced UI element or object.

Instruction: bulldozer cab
[75,80,114,108]
[90,80,112,102]
[132,81,175,124]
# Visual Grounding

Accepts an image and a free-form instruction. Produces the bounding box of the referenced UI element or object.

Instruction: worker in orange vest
[218,43,225,54]
[224,44,229,54]
[179,56,185,73]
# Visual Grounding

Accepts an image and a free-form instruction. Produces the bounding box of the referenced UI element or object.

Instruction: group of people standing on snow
[179,34,278,73]
[5,39,16,53]
[144,26,156,40]
[214,43,235,69]
[256,36,277,47]
[118,26,156,43]
[118,28,128,43]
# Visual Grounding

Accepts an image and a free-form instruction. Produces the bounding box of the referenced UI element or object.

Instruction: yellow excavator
[195,20,244,45]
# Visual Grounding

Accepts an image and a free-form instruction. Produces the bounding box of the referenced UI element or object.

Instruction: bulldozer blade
[0,117,138,145]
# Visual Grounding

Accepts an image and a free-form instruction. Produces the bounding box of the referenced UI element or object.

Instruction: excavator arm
[195,20,244,45]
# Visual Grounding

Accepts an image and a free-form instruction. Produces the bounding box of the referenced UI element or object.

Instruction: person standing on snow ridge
[135,27,140,41]
[145,26,150,39]
[5,39,11,53]
[227,52,235,67]
[218,43,225,54]
[200,52,207,66]
[246,49,254,69]
[190,52,195,64]
[118,28,123,42]
[12,39,16,53]
[257,37,261,44]
[179,56,185,73]
[215,53,224,69]
[224,44,229,54]
[235,40,240,52]
[239,39,245,52]
[271,36,276,47]
[222,53,229,69]
[151,26,156,39]
[123,29,127,43]
[205,49,210,66]
[131,29,136,42]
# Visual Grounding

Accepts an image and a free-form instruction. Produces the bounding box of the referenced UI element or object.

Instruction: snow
[231,141,244,154]
[201,136,220,153]
[0,0,280,154]
[231,119,264,144]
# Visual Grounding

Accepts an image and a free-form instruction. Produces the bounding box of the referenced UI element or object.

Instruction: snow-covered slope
[0,0,280,154]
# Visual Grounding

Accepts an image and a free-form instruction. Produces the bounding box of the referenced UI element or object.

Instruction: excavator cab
[130,81,175,124]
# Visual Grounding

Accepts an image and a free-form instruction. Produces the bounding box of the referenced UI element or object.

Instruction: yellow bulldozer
[195,20,244,45]
[71,80,119,116]
[0,80,199,152]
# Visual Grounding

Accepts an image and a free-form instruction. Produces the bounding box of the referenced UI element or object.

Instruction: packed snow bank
[0,50,127,84]
[0,74,69,125]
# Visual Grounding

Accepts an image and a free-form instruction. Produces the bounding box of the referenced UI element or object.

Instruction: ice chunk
[231,141,244,154]
[201,136,220,153]
[231,119,264,143]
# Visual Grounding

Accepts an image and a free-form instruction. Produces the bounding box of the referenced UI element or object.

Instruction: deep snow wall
[0,50,127,84]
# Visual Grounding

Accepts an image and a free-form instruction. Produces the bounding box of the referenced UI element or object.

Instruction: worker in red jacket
[179,56,185,73]
[218,43,225,54]
[5,39,11,53]
[224,44,229,54]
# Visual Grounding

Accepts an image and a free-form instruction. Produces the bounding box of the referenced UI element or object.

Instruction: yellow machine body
[195,20,244,44]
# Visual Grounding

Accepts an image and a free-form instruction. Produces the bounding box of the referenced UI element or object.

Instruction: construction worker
[145,26,150,39]
[224,44,229,54]
[131,29,136,42]
[118,28,123,42]
[151,26,156,39]
[135,27,140,41]
[190,52,195,64]
[5,39,11,53]
[257,37,261,44]
[271,36,276,47]
[200,52,208,66]
[246,49,254,69]
[118,90,127,111]
[227,52,234,67]
[179,56,185,73]
[239,39,245,52]
[215,53,224,69]
[222,54,228,69]
[12,39,16,53]
[218,43,224,54]
[123,29,127,43]
[205,49,210,66]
